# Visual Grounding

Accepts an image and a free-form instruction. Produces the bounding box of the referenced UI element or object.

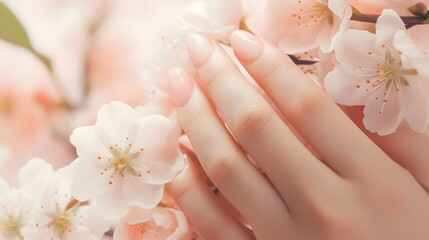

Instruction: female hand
[167,31,429,240]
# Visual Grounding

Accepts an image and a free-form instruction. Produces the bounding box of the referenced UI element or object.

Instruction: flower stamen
[103,137,151,185]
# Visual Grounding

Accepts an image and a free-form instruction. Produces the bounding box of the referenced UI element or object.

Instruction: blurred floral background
[0,0,196,185]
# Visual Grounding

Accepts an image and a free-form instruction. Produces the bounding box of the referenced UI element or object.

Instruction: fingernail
[186,34,214,68]
[167,67,194,107]
[230,30,264,63]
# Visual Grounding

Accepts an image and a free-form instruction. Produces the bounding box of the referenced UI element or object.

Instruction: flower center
[0,218,21,238]
[43,200,85,236]
[52,212,70,234]
[355,48,418,114]
[0,96,13,116]
[292,0,333,27]
[310,2,329,13]
[99,137,151,185]
[377,50,416,89]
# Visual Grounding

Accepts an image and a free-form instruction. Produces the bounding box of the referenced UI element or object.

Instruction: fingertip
[186,34,214,68]
[230,30,264,63]
[167,67,194,107]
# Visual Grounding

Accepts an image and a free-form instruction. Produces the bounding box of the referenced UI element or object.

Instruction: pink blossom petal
[363,87,405,135]
[375,9,406,44]
[245,0,288,44]
[18,158,56,196]
[70,126,111,158]
[323,0,352,52]
[96,189,129,220]
[394,30,429,77]
[334,29,382,75]
[328,0,349,16]
[68,158,110,201]
[139,154,185,185]
[401,75,429,133]
[128,115,176,157]
[165,208,188,240]
[125,207,156,225]
[74,206,111,239]
[324,66,370,106]
[279,23,322,54]
[64,226,92,240]
[95,101,137,141]
[408,25,429,55]
[122,176,164,210]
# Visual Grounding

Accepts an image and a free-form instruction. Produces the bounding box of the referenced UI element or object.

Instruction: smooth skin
[167,30,429,240]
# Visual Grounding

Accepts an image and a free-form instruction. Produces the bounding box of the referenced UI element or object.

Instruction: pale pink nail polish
[186,34,214,68]
[167,67,194,107]
[230,30,264,63]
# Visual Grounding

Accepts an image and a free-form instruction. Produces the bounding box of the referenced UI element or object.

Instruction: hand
[166,31,429,240]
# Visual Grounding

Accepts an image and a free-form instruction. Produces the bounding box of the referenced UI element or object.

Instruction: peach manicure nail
[167,67,194,107]
[186,34,214,68]
[230,30,264,63]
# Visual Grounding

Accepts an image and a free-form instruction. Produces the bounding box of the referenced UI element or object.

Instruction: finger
[230,30,394,178]
[168,67,291,239]
[346,106,429,191]
[185,34,339,208]
[167,160,254,240]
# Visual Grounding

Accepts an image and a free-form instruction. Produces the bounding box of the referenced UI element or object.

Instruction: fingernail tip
[230,31,264,63]
[185,33,214,68]
[167,67,193,107]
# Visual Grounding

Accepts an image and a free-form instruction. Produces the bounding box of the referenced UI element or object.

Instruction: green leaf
[0,2,52,70]
[33,50,52,70]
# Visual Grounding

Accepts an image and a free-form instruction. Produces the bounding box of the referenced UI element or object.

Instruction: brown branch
[289,55,318,65]
[351,13,427,29]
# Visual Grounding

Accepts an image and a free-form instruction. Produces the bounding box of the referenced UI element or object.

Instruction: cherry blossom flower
[0,178,34,240]
[69,101,185,220]
[246,0,352,53]
[12,158,110,240]
[325,9,429,135]
[177,0,244,42]
[113,206,187,240]
[25,178,110,240]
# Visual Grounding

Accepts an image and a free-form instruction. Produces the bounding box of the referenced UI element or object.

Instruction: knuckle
[318,208,366,239]
[232,105,271,139]
[183,111,202,132]
[288,88,328,121]
[202,65,233,91]
[180,91,207,131]
[205,150,236,188]
[305,189,371,239]
[373,187,408,217]
[259,60,284,87]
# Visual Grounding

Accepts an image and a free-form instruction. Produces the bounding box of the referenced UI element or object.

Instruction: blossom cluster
[1,0,428,239]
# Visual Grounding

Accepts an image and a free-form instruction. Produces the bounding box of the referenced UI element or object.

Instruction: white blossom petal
[375,9,406,44]
[401,75,429,132]
[122,176,164,210]
[363,87,405,135]
[334,29,382,75]
[324,66,370,106]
